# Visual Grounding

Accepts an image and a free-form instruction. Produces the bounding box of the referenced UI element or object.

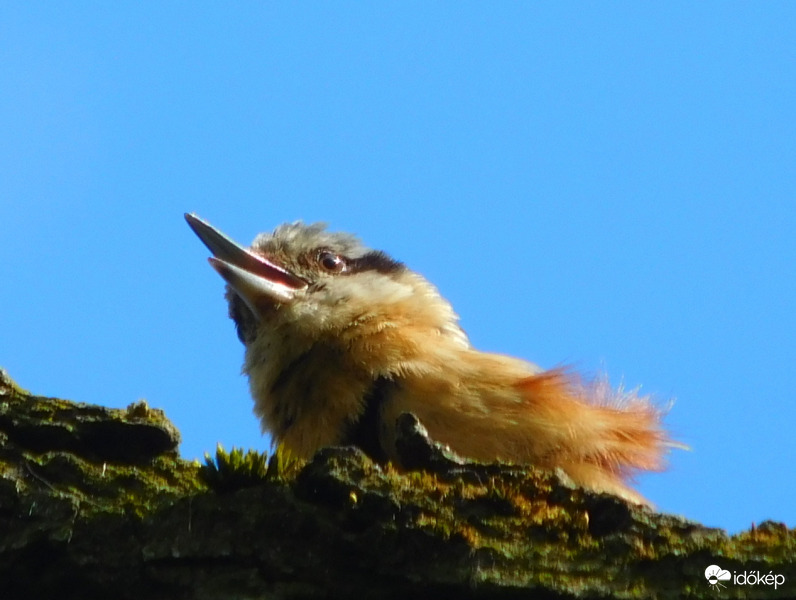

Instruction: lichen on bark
[0,367,793,599]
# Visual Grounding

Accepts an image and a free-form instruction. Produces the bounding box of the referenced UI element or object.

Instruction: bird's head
[185,213,469,367]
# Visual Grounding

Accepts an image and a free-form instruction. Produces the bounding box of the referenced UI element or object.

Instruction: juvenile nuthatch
[186,213,676,504]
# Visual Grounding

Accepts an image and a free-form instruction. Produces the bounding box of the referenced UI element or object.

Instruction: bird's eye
[319,251,347,273]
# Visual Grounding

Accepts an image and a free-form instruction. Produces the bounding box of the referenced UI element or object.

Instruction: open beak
[184,213,307,314]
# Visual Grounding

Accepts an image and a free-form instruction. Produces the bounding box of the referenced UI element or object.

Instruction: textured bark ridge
[0,367,793,599]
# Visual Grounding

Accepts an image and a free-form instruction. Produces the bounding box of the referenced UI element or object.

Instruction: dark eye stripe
[347,251,404,275]
[313,248,404,276]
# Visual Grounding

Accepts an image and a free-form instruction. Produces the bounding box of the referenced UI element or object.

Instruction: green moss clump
[200,443,309,492]
[200,444,269,492]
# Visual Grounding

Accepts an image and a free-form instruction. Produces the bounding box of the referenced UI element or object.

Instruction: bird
[185,212,677,504]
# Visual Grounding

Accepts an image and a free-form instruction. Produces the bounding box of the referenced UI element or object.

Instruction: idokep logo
[705,564,786,592]
[705,565,731,590]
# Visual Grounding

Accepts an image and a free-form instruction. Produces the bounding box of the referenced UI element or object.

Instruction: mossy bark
[0,368,792,599]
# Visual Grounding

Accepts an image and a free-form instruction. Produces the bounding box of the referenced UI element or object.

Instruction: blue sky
[2,4,794,534]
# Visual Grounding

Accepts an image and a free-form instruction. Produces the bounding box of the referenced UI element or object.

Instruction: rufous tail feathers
[515,368,675,504]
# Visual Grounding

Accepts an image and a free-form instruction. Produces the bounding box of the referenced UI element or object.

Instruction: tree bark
[0,368,792,599]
